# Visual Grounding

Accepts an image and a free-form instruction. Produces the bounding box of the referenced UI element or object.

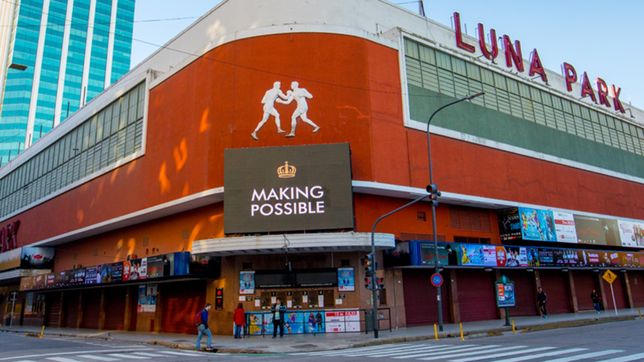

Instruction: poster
[239,271,255,295]
[127,258,147,280]
[324,310,360,333]
[519,207,556,241]
[496,282,516,308]
[137,284,157,313]
[304,311,325,334]
[617,220,644,247]
[553,211,577,243]
[19,247,55,269]
[146,256,166,279]
[458,244,497,266]
[573,215,620,246]
[284,312,304,335]
[505,247,528,267]
[337,268,355,292]
[498,208,522,241]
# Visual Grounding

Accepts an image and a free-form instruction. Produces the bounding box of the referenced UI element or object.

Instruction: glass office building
[0,0,135,166]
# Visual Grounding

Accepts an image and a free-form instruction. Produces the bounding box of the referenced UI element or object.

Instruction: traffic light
[426,183,441,207]
[363,254,374,276]
[377,277,385,290]
[364,277,372,290]
[215,288,224,310]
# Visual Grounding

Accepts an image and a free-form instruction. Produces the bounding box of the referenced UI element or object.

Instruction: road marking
[0,349,154,361]
[297,344,414,356]
[132,352,165,357]
[542,350,624,362]
[449,346,555,362]
[76,356,119,361]
[367,345,463,357]
[158,350,205,356]
[354,344,461,357]
[397,345,500,359]
[598,353,644,362]
[494,348,587,362]
[107,354,149,360]
[419,346,528,361]
[46,358,82,362]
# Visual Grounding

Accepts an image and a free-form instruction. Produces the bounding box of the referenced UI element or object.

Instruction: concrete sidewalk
[1,308,642,354]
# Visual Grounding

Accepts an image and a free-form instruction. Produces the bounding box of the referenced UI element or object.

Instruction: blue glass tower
[0,0,135,165]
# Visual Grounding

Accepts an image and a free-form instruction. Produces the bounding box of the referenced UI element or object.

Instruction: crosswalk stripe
[0,349,153,361]
[158,350,204,356]
[366,345,467,358]
[294,344,414,356]
[107,354,149,360]
[132,352,165,357]
[494,348,587,362]
[543,350,624,362]
[598,353,644,362]
[358,344,466,357]
[344,344,439,357]
[76,355,120,361]
[46,358,82,362]
[449,346,555,362]
[399,345,500,360]
[419,346,528,361]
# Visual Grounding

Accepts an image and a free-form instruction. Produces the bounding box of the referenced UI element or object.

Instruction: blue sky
[132,0,644,108]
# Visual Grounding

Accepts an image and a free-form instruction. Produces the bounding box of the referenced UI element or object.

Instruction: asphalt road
[0,319,642,362]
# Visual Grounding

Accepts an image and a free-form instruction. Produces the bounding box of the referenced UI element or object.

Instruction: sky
[131,0,644,108]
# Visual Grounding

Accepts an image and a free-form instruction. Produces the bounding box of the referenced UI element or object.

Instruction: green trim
[409,86,644,179]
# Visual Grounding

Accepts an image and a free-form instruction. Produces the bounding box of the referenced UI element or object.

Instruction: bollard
[434,323,439,340]
[511,320,516,334]
[459,323,464,341]
[39,325,45,338]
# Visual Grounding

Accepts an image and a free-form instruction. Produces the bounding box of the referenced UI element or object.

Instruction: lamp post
[370,192,429,338]
[426,91,484,331]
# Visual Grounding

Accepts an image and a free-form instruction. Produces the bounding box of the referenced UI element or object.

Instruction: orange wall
[5,32,643,248]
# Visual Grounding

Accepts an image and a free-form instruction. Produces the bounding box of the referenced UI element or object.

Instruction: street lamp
[370,192,429,338]
[426,91,484,331]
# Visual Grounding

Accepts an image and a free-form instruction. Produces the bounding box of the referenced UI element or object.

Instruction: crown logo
[277,161,296,178]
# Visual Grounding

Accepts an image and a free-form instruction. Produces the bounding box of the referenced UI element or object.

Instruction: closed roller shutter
[539,270,571,314]
[103,287,127,330]
[45,292,63,327]
[572,271,598,311]
[456,270,497,322]
[629,271,644,307]
[62,291,80,328]
[502,270,536,316]
[81,290,102,329]
[402,269,449,326]
[161,281,206,334]
[602,274,627,310]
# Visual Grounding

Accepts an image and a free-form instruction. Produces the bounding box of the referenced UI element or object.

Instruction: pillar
[568,272,579,312]
[97,289,106,330]
[597,272,609,310]
[123,286,133,331]
[448,269,460,324]
[623,271,634,309]
[76,292,83,329]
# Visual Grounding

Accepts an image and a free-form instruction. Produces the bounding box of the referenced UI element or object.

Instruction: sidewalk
[1,308,642,354]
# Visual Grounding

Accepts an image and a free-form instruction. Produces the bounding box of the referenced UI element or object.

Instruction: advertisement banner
[496,281,516,308]
[458,244,497,267]
[519,207,557,242]
[504,246,528,267]
[498,208,522,241]
[324,310,360,333]
[573,215,620,246]
[337,268,355,292]
[126,258,147,280]
[419,243,450,266]
[553,211,577,243]
[240,271,255,295]
[85,266,99,285]
[0,248,21,271]
[146,256,165,279]
[224,143,354,234]
[137,284,157,313]
[617,220,644,247]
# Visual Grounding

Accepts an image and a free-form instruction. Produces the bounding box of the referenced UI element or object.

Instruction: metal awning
[191,232,395,256]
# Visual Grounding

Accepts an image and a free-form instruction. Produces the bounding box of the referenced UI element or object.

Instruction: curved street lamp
[426,91,484,331]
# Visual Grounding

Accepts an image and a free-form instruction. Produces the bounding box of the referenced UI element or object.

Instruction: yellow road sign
[602,269,617,284]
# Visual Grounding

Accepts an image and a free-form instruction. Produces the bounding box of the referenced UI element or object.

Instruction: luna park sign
[453,12,626,114]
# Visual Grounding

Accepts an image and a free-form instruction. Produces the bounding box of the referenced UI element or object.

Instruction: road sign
[602,270,617,284]
[430,272,443,287]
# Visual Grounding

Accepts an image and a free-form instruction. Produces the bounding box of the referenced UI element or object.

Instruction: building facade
[0,0,642,335]
[0,0,135,166]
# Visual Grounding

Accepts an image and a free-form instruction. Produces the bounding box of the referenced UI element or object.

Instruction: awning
[192,232,395,256]
[0,269,50,283]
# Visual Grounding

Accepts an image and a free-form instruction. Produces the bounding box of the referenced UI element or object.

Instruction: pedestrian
[233,303,246,339]
[591,289,602,315]
[271,298,286,338]
[315,311,323,334]
[195,303,214,351]
[536,287,548,318]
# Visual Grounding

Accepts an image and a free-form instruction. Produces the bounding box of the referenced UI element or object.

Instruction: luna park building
[0,0,643,335]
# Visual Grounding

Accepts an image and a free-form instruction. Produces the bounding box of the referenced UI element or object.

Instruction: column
[568,272,579,312]
[449,269,460,323]
[97,289,106,330]
[623,271,634,309]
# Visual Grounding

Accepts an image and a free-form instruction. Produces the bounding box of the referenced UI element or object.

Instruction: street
[0,319,643,361]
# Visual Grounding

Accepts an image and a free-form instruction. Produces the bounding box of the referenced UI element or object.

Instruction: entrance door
[104,287,127,330]
[402,269,449,326]
[539,270,571,314]
[456,270,497,322]
[503,270,536,316]
[573,271,598,311]
[160,281,206,333]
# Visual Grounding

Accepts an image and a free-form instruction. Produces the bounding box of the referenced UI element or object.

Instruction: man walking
[536,287,548,318]
[271,298,286,338]
[591,289,602,315]
[195,303,214,351]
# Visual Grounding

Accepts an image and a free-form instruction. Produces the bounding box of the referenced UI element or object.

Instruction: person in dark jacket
[271,298,287,338]
[196,303,214,351]
[233,303,246,339]
[591,289,602,314]
[536,287,548,318]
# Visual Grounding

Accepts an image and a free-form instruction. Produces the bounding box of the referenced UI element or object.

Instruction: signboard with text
[224,144,353,234]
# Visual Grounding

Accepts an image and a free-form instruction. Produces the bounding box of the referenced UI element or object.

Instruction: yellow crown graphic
[277,161,297,178]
